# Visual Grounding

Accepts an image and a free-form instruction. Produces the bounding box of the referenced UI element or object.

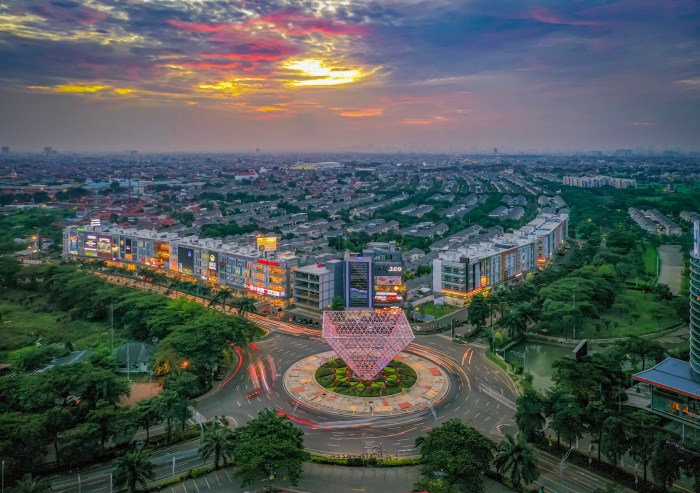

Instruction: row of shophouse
[63,226,405,314]
[432,213,569,306]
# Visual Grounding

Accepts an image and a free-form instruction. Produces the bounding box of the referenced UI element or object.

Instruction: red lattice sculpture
[322,310,415,380]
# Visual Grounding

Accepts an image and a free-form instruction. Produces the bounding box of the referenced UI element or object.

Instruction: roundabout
[194,328,519,460]
[283,350,450,417]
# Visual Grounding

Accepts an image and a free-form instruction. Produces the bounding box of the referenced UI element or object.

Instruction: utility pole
[572,292,577,339]
[110,298,114,354]
[656,252,659,279]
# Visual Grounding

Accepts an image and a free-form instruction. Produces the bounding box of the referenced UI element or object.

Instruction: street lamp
[265,464,275,493]
[510,350,526,373]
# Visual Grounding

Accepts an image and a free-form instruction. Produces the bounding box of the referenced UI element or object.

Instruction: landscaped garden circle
[315,358,417,397]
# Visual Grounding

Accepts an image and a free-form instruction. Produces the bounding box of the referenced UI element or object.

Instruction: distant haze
[1,1,699,153]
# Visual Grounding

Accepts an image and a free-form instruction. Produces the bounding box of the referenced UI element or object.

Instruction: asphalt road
[65,274,630,493]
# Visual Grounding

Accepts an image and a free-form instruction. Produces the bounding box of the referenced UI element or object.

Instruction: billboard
[84,234,98,256]
[373,263,403,276]
[124,238,133,260]
[207,252,218,272]
[97,235,112,258]
[68,235,78,255]
[257,236,277,253]
[374,275,402,286]
[153,242,170,267]
[348,261,371,308]
[178,246,194,275]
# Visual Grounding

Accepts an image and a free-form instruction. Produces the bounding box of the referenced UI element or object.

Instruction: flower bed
[315,358,417,397]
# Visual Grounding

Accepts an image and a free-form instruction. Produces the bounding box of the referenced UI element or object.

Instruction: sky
[0,0,699,153]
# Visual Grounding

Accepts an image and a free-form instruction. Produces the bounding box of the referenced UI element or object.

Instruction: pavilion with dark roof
[633,357,700,441]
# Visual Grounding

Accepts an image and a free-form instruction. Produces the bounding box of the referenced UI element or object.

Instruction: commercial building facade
[293,260,343,313]
[432,213,568,306]
[344,242,406,310]
[63,226,298,306]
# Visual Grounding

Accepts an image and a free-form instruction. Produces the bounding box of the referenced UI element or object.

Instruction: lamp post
[510,350,526,373]
[265,464,275,493]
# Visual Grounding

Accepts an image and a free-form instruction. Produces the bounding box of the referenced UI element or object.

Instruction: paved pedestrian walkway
[161,463,514,493]
[283,351,449,417]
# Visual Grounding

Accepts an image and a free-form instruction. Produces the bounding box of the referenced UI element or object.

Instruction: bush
[316,366,334,377]
[158,476,182,488]
[190,466,211,478]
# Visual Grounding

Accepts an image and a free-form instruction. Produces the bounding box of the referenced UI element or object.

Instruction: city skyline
[1,0,699,152]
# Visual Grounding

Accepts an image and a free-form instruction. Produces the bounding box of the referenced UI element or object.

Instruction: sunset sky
[1,0,699,153]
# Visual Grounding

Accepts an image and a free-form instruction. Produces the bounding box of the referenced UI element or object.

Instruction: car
[246,389,262,399]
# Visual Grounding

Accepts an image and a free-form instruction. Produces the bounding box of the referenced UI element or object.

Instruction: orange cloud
[401,116,447,125]
[336,107,384,118]
[255,106,285,112]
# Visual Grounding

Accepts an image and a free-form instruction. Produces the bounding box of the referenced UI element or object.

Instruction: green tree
[234,297,257,318]
[135,398,162,442]
[414,418,494,493]
[600,416,629,466]
[515,386,546,442]
[468,293,489,329]
[585,400,610,463]
[625,411,661,485]
[232,409,308,487]
[154,390,191,440]
[0,413,48,478]
[200,421,236,470]
[494,433,540,492]
[113,450,155,493]
[12,474,50,493]
[42,406,73,462]
[0,255,21,287]
[59,422,102,468]
[613,336,665,371]
[330,296,345,311]
[86,400,135,449]
[650,439,682,492]
[549,394,585,448]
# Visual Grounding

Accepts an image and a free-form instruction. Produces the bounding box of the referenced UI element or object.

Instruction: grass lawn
[0,293,119,362]
[576,289,679,338]
[418,301,455,319]
[642,245,659,278]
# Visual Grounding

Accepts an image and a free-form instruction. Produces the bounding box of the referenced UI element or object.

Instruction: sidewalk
[163,463,514,493]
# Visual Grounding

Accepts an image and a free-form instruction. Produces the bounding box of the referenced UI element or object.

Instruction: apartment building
[563,175,637,189]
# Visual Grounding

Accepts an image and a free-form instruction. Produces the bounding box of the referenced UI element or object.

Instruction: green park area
[641,244,659,279]
[415,301,455,319]
[0,294,114,364]
[0,208,73,254]
[574,289,679,339]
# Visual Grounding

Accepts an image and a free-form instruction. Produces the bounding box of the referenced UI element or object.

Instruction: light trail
[257,360,270,392]
[248,364,260,389]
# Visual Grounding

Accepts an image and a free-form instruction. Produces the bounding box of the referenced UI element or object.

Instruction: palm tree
[113,450,155,493]
[12,474,50,493]
[199,421,236,470]
[234,297,257,318]
[218,287,231,310]
[209,287,231,310]
[494,433,540,492]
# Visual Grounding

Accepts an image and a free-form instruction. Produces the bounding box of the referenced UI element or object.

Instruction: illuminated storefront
[63,226,297,306]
